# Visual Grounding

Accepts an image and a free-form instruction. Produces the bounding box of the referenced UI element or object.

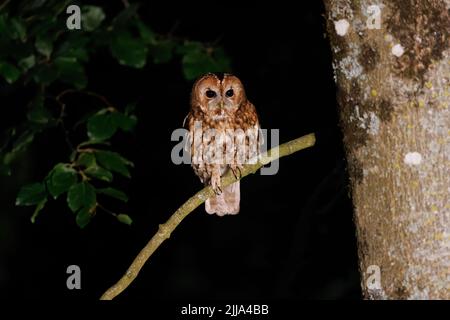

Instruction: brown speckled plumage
[185,73,260,216]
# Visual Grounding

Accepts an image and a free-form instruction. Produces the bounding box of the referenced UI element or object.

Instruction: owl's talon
[211,173,222,195]
[211,185,222,196]
[213,185,222,195]
[231,166,242,180]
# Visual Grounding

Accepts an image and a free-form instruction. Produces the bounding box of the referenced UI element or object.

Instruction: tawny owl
[185,73,261,216]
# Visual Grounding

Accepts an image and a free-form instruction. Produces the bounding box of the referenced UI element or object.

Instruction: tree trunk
[322,0,449,299]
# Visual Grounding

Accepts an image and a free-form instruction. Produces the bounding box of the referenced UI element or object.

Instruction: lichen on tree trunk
[323,0,449,299]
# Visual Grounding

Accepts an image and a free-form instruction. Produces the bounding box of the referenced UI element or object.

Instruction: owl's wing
[257,123,264,153]
[182,114,189,128]
[183,113,192,153]
[184,131,191,153]
[241,102,262,163]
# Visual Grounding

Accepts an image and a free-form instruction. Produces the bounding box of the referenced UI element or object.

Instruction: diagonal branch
[100,133,316,300]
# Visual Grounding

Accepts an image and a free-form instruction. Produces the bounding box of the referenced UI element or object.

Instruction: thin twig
[0,0,11,11]
[54,88,75,152]
[167,20,181,37]
[56,89,116,109]
[53,90,116,152]
[97,203,118,217]
[100,133,316,300]
[59,119,75,152]
[210,33,225,47]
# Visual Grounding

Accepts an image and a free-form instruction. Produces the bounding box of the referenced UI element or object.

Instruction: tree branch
[100,133,316,300]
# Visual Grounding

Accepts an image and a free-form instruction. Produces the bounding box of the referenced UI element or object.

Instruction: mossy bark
[323,0,449,299]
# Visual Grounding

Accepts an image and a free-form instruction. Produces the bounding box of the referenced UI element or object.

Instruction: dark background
[0,1,361,300]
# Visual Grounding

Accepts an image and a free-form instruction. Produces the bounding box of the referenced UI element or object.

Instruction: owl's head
[190,73,247,120]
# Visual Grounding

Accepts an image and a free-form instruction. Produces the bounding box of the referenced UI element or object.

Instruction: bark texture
[323,0,449,299]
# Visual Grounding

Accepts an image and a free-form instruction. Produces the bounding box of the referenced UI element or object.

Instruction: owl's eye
[205,90,216,98]
[225,89,234,97]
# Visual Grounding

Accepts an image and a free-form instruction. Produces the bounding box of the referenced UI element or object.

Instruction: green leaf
[182,47,231,80]
[176,41,202,55]
[84,165,113,182]
[76,206,92,228]
[181,50,207,80]
[28,14,55,39]
[112,112,137,131]
[18,55,36,71]
[27,106,51,124]
[0,15,27,42]
[81,5,105,31]
[95,150,132,178]
[2,152,14,166]
[73,108,101,129]
[13,130,34,150]
[0,163,11,176]
[76,152,96,167]
[150,40,174,64]
[117,213,132,225]
[52,1,72,15]
[59,45,88,62]
[124,103,136,116]
[110,31,147,68]
[54,56,87,89]
[97,187,128,202]
[69,150,77,162]
[112,3,139,27]
[47,163,78,199]
[16,183,47,206]
[0,61,21,84]
[32,64,58,85]
[77,150,113,182]
[77,140,111,148]
[10,17,26,42]
[87,113,117,141]
[35,34,53,58]
[4,130,35,165]
[31,198,47,223]
[212,48,232,70]
[136,20,155,45]
[55,34,89,62]
[22,0,48,12]
[67,181,96,213]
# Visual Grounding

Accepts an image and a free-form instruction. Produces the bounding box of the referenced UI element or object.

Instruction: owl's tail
[205,181,240,216]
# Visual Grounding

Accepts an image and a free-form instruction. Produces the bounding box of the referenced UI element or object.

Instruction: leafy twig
[97,203,118,217]
[100,133,316,300]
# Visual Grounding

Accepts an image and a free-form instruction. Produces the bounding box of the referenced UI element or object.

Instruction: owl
[185,73,261,216]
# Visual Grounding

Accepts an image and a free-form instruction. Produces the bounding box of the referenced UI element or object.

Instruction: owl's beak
[219,101,224,109]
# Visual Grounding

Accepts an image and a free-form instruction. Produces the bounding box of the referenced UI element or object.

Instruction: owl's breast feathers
[186,100,259,131]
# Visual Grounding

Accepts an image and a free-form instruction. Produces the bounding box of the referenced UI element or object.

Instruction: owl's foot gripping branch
[99,133,316,300]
